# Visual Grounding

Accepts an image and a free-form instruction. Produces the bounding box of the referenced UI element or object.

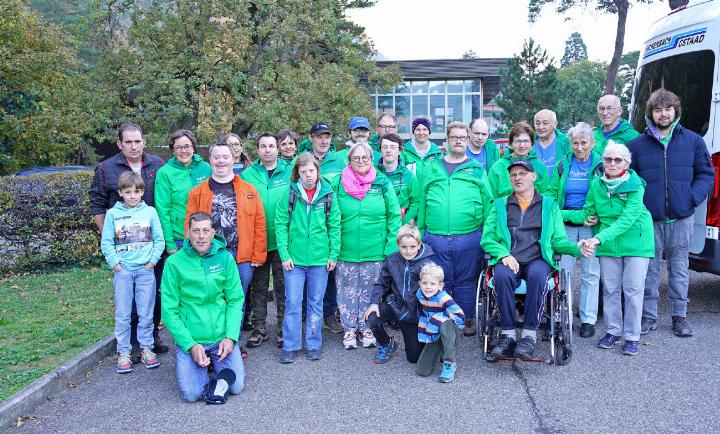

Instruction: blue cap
[349,117,371,131]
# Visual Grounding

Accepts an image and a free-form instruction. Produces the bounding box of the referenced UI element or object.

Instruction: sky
[346,0,674,63]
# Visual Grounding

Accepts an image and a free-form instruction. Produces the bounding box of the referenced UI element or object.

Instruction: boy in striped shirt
[415,263,465,383]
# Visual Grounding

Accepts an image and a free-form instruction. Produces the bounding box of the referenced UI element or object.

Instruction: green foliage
[561,32,588,67]
[496,39,558,125]
[556,61,608,129]
[0,171,102,274]
[615,50,640,109]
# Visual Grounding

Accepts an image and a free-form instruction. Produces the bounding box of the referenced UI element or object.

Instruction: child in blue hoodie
[415,263,464,383]
[101,171,165,374]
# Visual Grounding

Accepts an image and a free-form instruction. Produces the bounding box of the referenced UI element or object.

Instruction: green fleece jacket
[534,128,571,164]
[332,173,401,261]
[377,158,421,224]
[274,180,341,266]
[562,170,655,258]
[402,140,445,183]
[154,155,212,252]
[417,157,493,235]
[161,235,244,352]
[593,119,640,155]
[546,151,604,209]
[487,151,549,199]
[481,194,581,269]
[241,159,292,251]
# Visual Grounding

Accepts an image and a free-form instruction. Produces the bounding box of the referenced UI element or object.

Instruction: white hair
[567,122,594,142]
[347,141,373,160]
[604,140,631,164]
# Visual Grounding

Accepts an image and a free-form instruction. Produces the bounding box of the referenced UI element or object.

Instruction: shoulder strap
[288,187,298,215]
[557,161,564,178]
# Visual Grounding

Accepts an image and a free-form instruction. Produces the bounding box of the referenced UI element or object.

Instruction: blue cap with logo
[348,117,371,131]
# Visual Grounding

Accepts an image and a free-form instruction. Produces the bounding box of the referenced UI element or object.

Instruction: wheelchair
[475,253,573,365]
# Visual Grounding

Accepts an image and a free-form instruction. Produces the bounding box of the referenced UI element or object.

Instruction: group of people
[90,87,713,402]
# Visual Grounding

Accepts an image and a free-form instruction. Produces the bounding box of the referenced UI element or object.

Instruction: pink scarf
[341,165,377,200]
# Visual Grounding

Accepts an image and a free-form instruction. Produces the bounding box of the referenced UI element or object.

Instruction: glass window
[378,96,393,113]
[464,95,482,123]
[412,94,428,118]
[447,95,463,123]
[430,95,445,130]
[447,80,463,93]
[412,81,428,94]
[464,80,482,93]
[395,96,411,134]
[429,81,445,94]
[395,81,411,94]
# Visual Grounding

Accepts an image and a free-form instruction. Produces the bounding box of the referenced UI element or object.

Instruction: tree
[561,32,588,67]
[462,50,478,60]
[496,39,558,125]
[529,0,656,95]
[615,50,639,109]
[556,61,608,129]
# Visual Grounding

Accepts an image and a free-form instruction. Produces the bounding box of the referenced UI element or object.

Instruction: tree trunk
[605,0,629,95]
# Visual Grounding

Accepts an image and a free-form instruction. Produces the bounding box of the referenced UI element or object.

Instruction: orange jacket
[185,175,267,264]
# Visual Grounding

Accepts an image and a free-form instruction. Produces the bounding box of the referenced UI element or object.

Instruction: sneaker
[622,340,640,356]
[307,349,322,361]
[579,323,595,338]
[490,335,516,358]
[240,345,248,359]
[141,348,160,369]
[463,319,476,337]
[438,362,457,383]
[640,317,657,335]
[116,353,133,374]
[672,316,694,337]
[280,350,296,364]
[373,338,398,364]
[597,333,622,349]
[361,329,376,348]
[324,316,344,334]
[343,330,358,350]
[246,328,268,348]
[513,336,536,360]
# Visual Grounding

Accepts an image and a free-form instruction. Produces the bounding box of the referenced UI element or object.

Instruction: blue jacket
[416,288,465,343]
[628,125,714,221]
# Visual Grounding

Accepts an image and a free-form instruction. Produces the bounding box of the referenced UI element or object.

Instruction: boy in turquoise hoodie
[101,171,165,374]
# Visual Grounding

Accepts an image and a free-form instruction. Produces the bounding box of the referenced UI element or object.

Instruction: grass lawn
[0,267,114,402]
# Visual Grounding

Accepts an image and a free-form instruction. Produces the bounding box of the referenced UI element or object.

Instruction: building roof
[376,58,509,81]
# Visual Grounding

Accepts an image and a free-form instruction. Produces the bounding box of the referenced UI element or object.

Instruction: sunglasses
[604,157,625,165]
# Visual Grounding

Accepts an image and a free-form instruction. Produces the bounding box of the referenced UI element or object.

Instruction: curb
[0,334,116,430]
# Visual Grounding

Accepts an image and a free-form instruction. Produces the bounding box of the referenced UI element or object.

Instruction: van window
[631,50,714,136]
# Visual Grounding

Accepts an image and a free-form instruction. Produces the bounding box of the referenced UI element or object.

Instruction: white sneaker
[343,330,358,350]
[361,329,376,348]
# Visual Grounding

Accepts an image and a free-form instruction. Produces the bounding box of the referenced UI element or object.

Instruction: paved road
[10,263,720,433]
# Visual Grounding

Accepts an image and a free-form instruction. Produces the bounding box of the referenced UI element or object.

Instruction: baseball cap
[309,122,331,136]
[507,159,535,173]
[348,117,371,130]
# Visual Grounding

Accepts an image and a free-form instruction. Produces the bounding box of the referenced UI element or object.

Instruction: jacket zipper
[663,147,669,220]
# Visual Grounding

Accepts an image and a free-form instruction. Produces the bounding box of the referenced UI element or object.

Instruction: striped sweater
[416,288,465,343]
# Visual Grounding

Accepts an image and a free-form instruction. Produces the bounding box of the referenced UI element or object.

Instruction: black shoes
[579,323,595,338]
[490,335,516,358]
[672,316,693,337]
[513,337,536,360]
[640,317,657,335]
[463,319,477,337]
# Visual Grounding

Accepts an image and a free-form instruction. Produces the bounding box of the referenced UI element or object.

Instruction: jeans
[228,248,253,341]
[600,256,649,341]
[114,267,156,354]
[494,258,552,332]
[283,266,328,351]
[560,225,600,324]
[644,216,693,320]
[416,320,462,376]
[335,261,383,332]
[424,229,483,320]
[304,269,338,319]
[175,342,245,403]
[367,302,424,363]
[249,250,285,330]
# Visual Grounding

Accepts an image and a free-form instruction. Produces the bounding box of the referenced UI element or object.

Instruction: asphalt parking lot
[10,263,720,433]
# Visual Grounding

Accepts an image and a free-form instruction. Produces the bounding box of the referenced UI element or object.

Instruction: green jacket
[377,158,421,224]
[534,128,571,165]
[402,140,444,183]
[562,170,655,258]
[417,157,493,235]
[332,173,401,261]
[368,133,382,153]
[487,151,549,199]
[593,119,640,155]
[481,194,581,269]
[154,154,212,252]
[274,180,341,266]
[161,235,244,352]
[241,159,292,251]
[546,151,604,209]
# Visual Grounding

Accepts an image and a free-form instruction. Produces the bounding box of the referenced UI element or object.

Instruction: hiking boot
[343,330,358,350]
[490,335,516,359]
[324,316,344,334]
[579,323,595,338]
[463,319,476,337]
[513,336,536,360]
[373,338,398,364]
[153,335,169,354]
[246,328,268,348]
[438,362,457,383]
[640,317,657,335]
[116,353,133,374]
[307,349,322,361]
[141,348,160,369]
[672,316,693,337]
[242,318,253,332]
[280,350,296,364]
[361,329,376,348]
[622,340,640,356]
[597,333,621,349]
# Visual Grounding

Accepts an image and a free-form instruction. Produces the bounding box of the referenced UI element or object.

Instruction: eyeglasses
[174,145,193,152]
[509,171,531,179]
[350,155,371,163]
[381,144,400,150]
[448,136,469,142]
[604,157,625,165]
[513,139,532,145]
[378,124,397,130]
[598,106,620,113]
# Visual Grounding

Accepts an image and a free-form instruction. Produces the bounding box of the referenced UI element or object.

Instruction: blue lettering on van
[643,27,707,59]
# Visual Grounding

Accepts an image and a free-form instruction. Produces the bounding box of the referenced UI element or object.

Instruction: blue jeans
[236,261,253,340]
[175,342,245,402]
[424,229,483,320]
[560,225,600,324]
[303,269,337,319]
[283,266,328,351]
[114,267,156,354]
[494,258,553,331]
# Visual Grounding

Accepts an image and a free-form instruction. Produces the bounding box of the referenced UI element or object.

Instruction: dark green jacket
[487,151,549,199]
[546,151,604,209]
[593,119,640,155]
[377,158,421,224]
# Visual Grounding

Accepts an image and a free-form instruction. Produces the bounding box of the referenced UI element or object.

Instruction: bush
[0,170,102,274]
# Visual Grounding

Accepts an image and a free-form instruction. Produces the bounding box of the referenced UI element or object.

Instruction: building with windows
[372,58,509,143]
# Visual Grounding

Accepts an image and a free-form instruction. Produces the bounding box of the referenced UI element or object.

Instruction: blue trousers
[175,342,244,403]
[283,266,328,351]
[494,258,552,331]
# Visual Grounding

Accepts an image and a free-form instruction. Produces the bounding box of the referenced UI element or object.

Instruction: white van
[630,0,720,274]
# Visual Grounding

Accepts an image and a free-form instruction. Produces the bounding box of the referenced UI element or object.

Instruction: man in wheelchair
[480,160,591,360]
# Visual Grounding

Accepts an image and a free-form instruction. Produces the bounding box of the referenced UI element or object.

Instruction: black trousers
[367,302,423,363]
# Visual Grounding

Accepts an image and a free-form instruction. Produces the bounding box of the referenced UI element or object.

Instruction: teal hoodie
[100,201,165,270]
[241,158,292,251]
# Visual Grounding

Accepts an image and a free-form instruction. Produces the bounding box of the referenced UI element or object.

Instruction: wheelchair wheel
[555,269,573,365]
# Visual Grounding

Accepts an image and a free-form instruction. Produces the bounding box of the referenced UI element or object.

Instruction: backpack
[288,187,333,221]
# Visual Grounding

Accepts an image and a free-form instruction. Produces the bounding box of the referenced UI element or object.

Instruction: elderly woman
[546,122,603,338]
[221,133,252,175]
[154,129,212,254]
[277,129,299,163]
[403,116,444,182]
[487,121,549,198]
[376,133,421,224]
[333,142,401,350]
[563,142,654,356]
